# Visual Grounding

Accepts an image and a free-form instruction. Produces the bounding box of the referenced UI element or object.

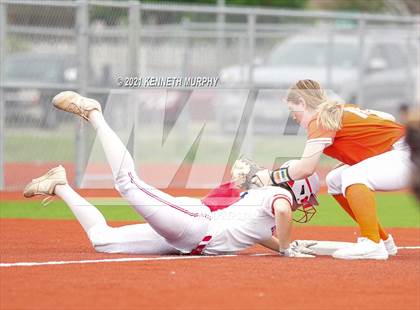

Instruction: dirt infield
[1,219,419,310]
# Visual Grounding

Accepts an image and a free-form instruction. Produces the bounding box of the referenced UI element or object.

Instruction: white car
[217,31,419,133]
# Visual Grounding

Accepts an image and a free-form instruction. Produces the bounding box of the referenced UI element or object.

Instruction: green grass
[0,199,142,222]
[1,193,419,227]
[299,193,420,227]
[5,124,338,165]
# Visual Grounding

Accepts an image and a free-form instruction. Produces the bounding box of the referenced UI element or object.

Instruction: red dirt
[1,219,419,310]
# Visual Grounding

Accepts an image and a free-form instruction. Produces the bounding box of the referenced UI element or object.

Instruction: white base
[304,240,355,256]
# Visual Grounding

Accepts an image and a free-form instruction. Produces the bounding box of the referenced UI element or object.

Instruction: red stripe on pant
[190,235,212,255]
[128,172,210,219]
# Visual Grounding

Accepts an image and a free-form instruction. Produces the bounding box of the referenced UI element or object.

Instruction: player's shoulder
[247,187,294,216]
[307,117,317,129]
[344,103,358,108]
[250,186,293,201]
[307,118,321,137]
[307,116,336,143]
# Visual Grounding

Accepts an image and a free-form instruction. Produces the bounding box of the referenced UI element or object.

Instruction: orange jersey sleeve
[307,105,405,165]
[307,120,336,146]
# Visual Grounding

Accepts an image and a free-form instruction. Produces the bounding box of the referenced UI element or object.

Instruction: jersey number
[343,107,370,119]
[344,107,389,120]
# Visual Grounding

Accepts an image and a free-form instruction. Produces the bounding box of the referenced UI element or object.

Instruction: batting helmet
[280,160,320,223]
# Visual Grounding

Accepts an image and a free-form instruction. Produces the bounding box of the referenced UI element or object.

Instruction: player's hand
[280,240,317,258]
[251,169,273,188]
[280,247,315,258]
[291,240,317,255]
[231,157,265,190]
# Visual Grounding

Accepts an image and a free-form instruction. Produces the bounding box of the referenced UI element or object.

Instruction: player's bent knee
[114,170,135,195]
[340,168,371,195]
[87,224,114,250]
[87,224,132,254]
[326,169,344,195]
[325,170,337,186]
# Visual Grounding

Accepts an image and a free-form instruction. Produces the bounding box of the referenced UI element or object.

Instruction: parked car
[216,31,419,133]
[4,52,78,128]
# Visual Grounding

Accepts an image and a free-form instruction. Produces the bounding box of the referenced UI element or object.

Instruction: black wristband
[270,169,281,185]
[271,167,291,185]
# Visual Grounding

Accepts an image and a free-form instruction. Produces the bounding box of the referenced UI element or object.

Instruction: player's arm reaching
[273,198,316,257]
[273,198,293,251]
[258,236,280,252]
[257,199,317,257]
[259,236,316,257]
[252,143,326,186]
[232,157,318,257]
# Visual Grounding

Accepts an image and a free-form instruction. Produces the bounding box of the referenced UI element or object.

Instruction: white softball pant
[86,111,210,254]
[88,222,178,255]
[326,138,411,195]
[56,184,181,255]
[112,170,211,253]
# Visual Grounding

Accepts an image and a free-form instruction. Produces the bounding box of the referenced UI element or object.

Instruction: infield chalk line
[0,254,244,268]
[0,253,278,268]
[1,246,418,268]
[397,246,420,250]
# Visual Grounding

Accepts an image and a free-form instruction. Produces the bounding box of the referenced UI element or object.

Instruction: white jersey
[203,186,293,255]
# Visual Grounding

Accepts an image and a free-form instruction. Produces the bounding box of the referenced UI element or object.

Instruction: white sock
[88,110,135,179]
[55,184,106,233]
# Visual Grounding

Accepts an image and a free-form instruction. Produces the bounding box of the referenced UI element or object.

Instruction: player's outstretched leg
[23,166,178,254]
[52,92,210,253]
[52,91,133,180]
[24,165,105,232]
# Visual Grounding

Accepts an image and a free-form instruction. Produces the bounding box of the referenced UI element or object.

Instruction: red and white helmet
[281,160,320,223]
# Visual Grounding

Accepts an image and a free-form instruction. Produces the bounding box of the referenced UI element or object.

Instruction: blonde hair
[286,79,343,131]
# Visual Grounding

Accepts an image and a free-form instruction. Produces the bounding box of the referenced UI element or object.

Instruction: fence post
[128,0,140,159]
[244,13,256,158]
[216,0,226,73]
[179,17,191,140]
[181,17,191,77]
[247,14,256,90]
[357,17,366,107]
[326,24,335,89]
[0,2,7,190]
[75,0,89,187]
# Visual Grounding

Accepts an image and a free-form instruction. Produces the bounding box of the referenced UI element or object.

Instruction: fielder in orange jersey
[253,79,410,260]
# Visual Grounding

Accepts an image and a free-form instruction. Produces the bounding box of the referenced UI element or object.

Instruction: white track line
[0,254,238,268]
[397,246,420,250]
[1,246,419,268]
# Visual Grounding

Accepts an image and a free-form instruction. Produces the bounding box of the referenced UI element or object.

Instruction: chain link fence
[0,0,419,190]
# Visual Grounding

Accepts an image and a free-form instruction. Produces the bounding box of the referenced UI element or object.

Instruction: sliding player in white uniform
[23,92,319,257]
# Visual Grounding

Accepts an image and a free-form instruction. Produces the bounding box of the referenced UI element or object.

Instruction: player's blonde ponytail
[286,79,343,131]
[316,99,343,131]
